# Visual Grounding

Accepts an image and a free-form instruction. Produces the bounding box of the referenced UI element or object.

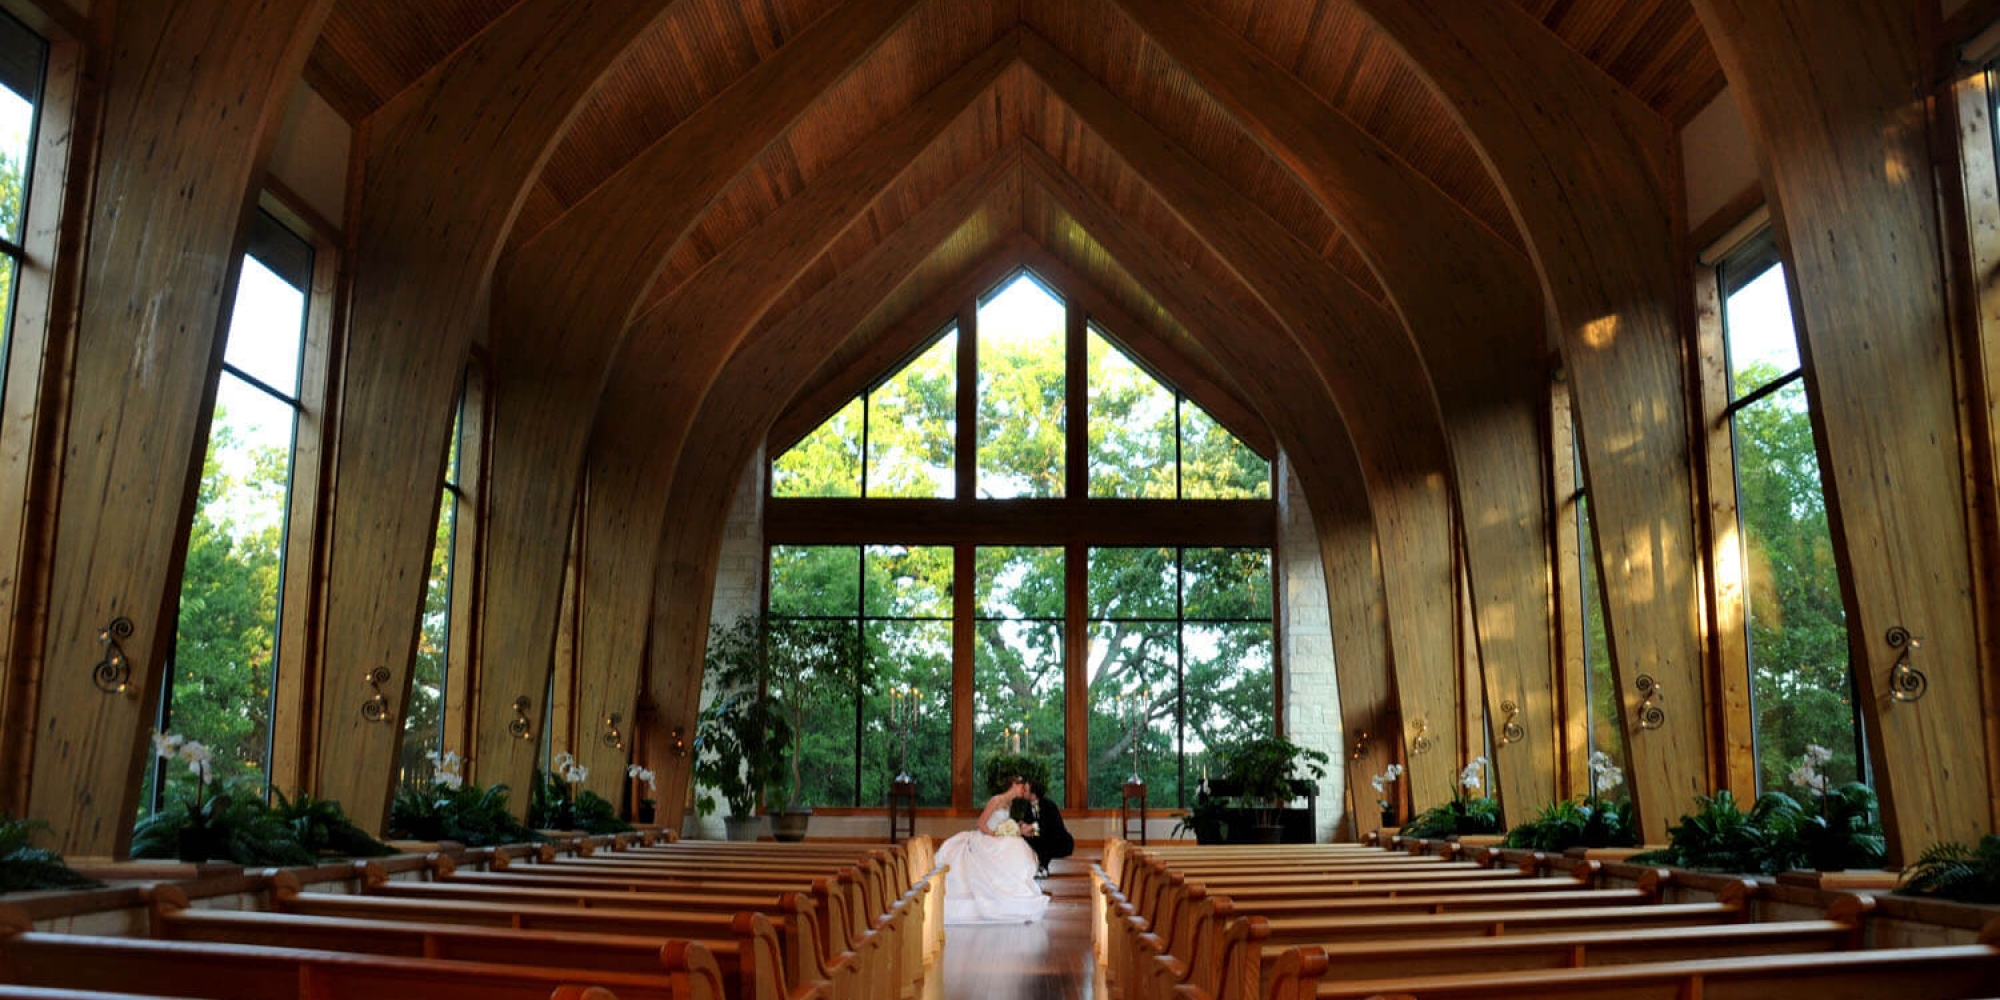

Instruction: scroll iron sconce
[602,713,626,752]
[1497,700,1526,746]
[92,617,136,696]
[1635,674,1665,731]
[508,696,534,740]
[1350,731,1371,761]
[361,667,394,723]
[1886,627,1927,702]
[1410,720,1433,756]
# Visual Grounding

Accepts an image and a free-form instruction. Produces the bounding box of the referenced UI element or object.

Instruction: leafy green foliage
[697,614,862,813]
[1898,836,2000,904]
[270,791,392,857]
[388,781,540,847]
[1215,736,1328,806]
[131,783,314,866]
[1502,798,1638,852]
[1400,796,1503,839]
[982,754,1052,796]
[694,686,791,819]
[1630,786,1883,874]
[528,770,633,835]
[0,816,101,893]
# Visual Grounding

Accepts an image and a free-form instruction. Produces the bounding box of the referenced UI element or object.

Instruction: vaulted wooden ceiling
[304,0,1724,436]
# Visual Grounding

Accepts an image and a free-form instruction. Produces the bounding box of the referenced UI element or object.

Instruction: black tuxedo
[1024,797,1074,870]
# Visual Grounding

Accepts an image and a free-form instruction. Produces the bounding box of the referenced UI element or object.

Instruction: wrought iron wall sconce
[92,617,135,696]
[670,725,689,758]
[361,667,393,723]
[1886,626,1927,702]
[602,713,626,751]
[1498,700,1526,745]
[1635,674,1665,731]
[1350,731,1371,761]
[1410,719,1434,755]
[508,696,534,740]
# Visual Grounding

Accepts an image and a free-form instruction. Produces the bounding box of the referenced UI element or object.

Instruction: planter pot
[723,815,764,842]
[177,826,223,864]
[769,809,812,843]
[637,801,657,825]
[1251,824,1284,845]
[1380,809,1397,828]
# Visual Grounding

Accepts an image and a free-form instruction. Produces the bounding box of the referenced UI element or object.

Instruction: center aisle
[925,859,1100,1000]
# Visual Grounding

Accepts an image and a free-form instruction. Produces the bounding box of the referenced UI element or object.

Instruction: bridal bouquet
[994,818,1022,837]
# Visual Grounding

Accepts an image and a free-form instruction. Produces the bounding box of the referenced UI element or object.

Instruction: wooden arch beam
[554,48,1020,806]
[309,0,679,831]
[1691,0,1990,854]
[1343,0,1707,841]
[1019,30,1463,805]
[25,0,335,855]
[1106,0,1557,815]
[1017,146,1396,836]
[596,154,1024,814]
[472,0,920,808]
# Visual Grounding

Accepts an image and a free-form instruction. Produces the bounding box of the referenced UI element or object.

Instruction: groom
[1021,779,1074,877]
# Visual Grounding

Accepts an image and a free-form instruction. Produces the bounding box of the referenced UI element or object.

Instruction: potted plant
[692,685,789,841]
[388,750,543,848]
[1500,751,1637,853]
[1216,736,1329,844]
[129,731,314,867]
[1369,763,1404,829]
[1401,756,1503,841]
[627,764,658,825]
[1899,835,2000,903]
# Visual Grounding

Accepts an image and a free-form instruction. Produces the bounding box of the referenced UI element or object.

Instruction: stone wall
[686,451,765,840]
[1277,455,1346,841]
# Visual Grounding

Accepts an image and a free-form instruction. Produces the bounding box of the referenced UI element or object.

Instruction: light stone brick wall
[1278,455,1347,841]
[686,452,766,840]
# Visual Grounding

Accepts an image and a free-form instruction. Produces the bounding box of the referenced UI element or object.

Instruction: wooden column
[25,0,334,855]
[1692,0,1993,855]
[1346,0,1706,841]
[309,0,674,830]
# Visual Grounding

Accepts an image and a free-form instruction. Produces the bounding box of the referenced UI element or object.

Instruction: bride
[935,776,1050,924]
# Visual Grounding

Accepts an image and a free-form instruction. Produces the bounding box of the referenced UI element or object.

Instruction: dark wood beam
[765,498,1274,547]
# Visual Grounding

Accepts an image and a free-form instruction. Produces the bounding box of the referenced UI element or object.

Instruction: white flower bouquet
[994,818,1021,838]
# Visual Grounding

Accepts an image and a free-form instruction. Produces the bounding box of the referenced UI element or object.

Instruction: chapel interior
[3,0,2000,997]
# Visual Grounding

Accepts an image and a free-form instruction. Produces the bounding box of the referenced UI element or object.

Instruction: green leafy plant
[132,731,312,866]
[1170,789,1228,843]
[1402,756,1502,839]
[693,683,791,819]
[982,753,1052,797]
[1216,736,1329,807]
[1502,798,1637,851]
[389,780,541,847]
[1630,790,1792,872]
[529,758,633,835]
[271,791,393,857]
[698,615,863,815]
[1759,782,1885,872]
[0,816,101,893]
[1898,835,2000,904]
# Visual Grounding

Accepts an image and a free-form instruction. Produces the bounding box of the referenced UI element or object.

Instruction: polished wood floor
[923,862,1101,1000]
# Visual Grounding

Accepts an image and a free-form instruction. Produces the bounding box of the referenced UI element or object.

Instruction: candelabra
[1116,686,1152,784]
[889,683,923,783]
[1004,721,1030,755]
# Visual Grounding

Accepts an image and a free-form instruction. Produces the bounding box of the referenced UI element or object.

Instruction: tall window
[767,268,1276,811]
[1086,547,1273,809]
[1572,441,1623,774]
[0,10,45,390]
[159,211,313,798]
[401,395,466,785]
[1720,236,1859,792]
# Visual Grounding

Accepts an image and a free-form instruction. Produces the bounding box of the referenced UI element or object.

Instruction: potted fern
[1401,757,1502,842]
[1216,736,1329,844]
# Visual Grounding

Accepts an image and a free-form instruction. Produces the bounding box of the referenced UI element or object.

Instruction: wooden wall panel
[1345,0,1707,842]
[310,0,676,830]
[1020,150,1399,837]
[631,165,1021,827]
[1021,33,1462,806]
[476,0,916,804]
[1692,0,1992,855]
[1104,0,1558,819]
[25,0,334,856]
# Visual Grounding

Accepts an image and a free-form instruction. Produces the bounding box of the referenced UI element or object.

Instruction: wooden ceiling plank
[474,0,921,806]
[1021,28,1464,806]
[23,0,335,856]
[1345,0,1707,842]
[309,0,680,830]
[1692,0,1992,856]
[1018,144,1399,837]
[585,155,1022,821]
[1109,0,1559,816]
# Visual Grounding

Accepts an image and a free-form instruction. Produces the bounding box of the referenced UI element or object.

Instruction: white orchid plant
[1369,763,1405,814]
[627,763,658,803]
[424,749,466,790]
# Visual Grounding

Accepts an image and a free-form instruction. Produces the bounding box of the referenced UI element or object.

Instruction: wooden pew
[0,931,721,1000]
[1253,940,2000,1000]
[143,886,800,1000]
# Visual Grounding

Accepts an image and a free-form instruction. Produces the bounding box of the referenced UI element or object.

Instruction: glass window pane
[773,398,863,498]
[1087,329,1176,499]
[167,376,299,791]
[866,330,957,499]
[1182,548,1273,620]
[770,545,860,617]
[401,487,456,787]
[1182,622,1275,805]
[976,545,1065,620]
[864,544,952,618]
[1086,621,1177,808]
[977,274,1066,498]
[787,619,862,808]
[974,618,1066,805]
[224,248,309,398]
[0,10,46,247]
[1734,380,1858,791]
[1089,547,1176,621]
[1577,491,1624,774]
[1724,263,1802,401]
[1180,401,1271,499]
[862,619,952,807]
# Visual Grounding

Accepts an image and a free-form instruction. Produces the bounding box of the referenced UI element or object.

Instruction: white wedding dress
[936,809,1049,925]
